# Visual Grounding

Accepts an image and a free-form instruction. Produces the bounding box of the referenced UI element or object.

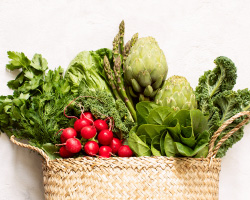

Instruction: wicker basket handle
[10,135,51,165]
[207,111,250,159]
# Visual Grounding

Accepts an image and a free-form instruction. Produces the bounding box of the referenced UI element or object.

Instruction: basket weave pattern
[10,111,250,200]
[42,157,221,200]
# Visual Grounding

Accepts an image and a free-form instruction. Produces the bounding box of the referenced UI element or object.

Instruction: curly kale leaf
[208,90,246,157]
[196,56,237,99]
[196,56,237,115]
[76,88,134,139]
[195,56,250,157]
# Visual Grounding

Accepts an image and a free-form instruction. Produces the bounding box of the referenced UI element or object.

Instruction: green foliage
[64,49,113,94]
[128,101,209,157]
[76,88,134,139]
[0,52,76,153]
[195,56,250,157]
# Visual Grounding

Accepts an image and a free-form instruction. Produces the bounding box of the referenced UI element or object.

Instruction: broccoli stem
[103,56,121,100]
[114,56,137,121]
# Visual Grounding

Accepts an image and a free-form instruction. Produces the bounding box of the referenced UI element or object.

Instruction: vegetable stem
[122,33,138,66]
[119,20,125,54]
[103,56,122,100]
[114,56,137,121]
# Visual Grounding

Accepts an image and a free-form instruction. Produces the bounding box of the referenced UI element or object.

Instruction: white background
[1,0,250,199]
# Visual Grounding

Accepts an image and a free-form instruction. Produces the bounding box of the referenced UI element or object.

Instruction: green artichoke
[124,37,168,101]
[155,75,197,111]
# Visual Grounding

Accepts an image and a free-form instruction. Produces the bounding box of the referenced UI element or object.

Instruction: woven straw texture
[10,111,250,200]
[42,157,221,200]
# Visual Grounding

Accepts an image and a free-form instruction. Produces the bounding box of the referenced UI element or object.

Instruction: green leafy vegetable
[135,101,159,125]
[76,88,134,139]
[0,52,77,158]
[65,49,113,95]
[128,126,152,156]
[195,56,250,157]
[128,101,209,157]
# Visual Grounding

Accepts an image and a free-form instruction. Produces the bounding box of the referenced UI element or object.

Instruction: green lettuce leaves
[128,102,209,157]
[64,49,113,94]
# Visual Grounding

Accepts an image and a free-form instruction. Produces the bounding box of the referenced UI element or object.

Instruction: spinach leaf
[128,126,151,156]
[130,106,210,158]
[164,132,178,157]
[136,101,159,125]
[137,124,167,144]
[147,106,173,125]
[151,135,162,156]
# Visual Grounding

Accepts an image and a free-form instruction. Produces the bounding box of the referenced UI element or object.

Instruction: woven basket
[10,111,250,200]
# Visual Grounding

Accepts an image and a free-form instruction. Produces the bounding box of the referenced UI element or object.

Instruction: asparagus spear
[103,20,138,122]
[123,33,138,66]
[119,20,125,54]
[114,56,136,121]
[113,34,120,62]
[103,56,121,100]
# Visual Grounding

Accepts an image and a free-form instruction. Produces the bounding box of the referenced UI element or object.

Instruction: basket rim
[52,155,222,162]
[41,155,222,172]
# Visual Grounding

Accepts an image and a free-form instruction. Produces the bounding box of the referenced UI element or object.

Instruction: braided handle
[207,111,250,159]
[10,135,51,166]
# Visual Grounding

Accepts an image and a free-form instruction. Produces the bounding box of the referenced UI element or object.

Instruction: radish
[84,141,99,156]
[94,119,108,132]
[81,126,97,139]
[97,129,113,145]
[59,146,75,158]
[74,118,91,132]
[99,146,112,158]
[118,145,133,157]
[60,128,77,143]
[80,112,94,124]
[65,138,82,153]
[109,138,122,154]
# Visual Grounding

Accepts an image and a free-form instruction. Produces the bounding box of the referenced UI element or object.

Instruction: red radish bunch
[80,112,94,123]
[94,119,108,132]
[60,128,77,143]
[59,146,74,158]
[74,118,91,132]
[56,111,133,158]
[81,126,97,139]
[98,129,113,145]
[99,146,112,158]
[84,141,99,156]
[118,145,133,157]
[109,138,122,154]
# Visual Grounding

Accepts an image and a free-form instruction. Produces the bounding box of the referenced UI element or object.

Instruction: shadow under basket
[10,111,250,200]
